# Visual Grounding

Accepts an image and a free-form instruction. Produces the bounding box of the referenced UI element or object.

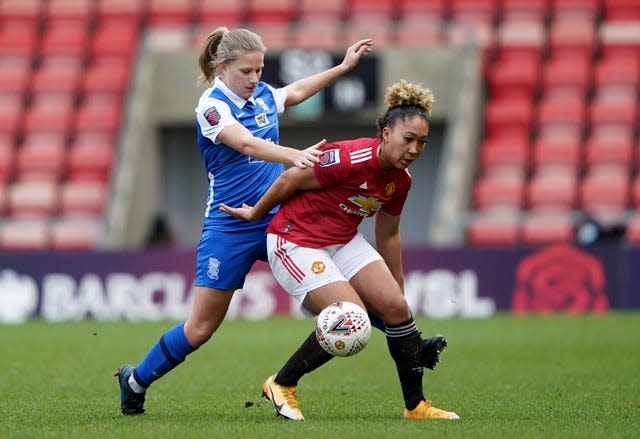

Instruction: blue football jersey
[195,78,286,231]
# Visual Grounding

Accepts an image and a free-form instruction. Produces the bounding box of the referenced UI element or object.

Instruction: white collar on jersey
[214,77,256,109]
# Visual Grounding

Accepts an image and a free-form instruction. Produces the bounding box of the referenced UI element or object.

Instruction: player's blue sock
[369,312,385,332]
[132,322,196,388]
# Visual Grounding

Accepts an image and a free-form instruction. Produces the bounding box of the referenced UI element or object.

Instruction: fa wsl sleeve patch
[204,107,220,126]
[319,149,341,167]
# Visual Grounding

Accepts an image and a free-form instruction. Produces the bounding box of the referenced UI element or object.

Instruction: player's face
[381,115,429,170]
[220,50,264,100]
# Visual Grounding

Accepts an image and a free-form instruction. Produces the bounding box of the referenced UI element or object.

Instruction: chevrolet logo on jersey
[348,195,383,214]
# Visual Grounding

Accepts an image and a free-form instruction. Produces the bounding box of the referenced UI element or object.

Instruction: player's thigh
[303,281,365,316]
[349,260,411,325]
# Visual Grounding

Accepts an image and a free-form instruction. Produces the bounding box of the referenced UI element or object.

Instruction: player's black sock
[386,318,425,411]
[275,330,334,387]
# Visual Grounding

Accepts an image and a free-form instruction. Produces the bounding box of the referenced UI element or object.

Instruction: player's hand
[341,39,373,71]
[293,139,326,168]
[219,203,256,221]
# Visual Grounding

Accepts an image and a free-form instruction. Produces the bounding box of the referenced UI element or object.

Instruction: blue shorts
[194,227,268,290]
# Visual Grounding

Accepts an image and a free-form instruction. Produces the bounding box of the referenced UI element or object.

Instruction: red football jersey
[267,137,412,248]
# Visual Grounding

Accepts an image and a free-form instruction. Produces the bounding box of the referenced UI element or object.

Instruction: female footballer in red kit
[221,80,459,421]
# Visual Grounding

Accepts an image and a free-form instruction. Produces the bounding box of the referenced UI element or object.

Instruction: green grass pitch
[1,314,638,438]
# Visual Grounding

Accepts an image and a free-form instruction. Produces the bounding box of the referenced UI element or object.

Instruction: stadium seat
[0,183,6,215]
[349,0,397,20]
[495,21,546,62]
[0,0,43,29]
[15,140,66,182]
[626,212,640,245]
[0,93,24,141]
[50,216,101,250]
[466,210,520,246]
[74,100,122,138]
[0,59,31,99]
[6,180,59,218]
[395,17,444,46]
[530,138,581,175]
[487,57,540,99]
[66,140,114,182]
[147,0,194,27]
[479,135,530,175]
[91,22,140,59]
[501,0,549,24]
[484,97,534,139]
[291,19,343,49]
[526,171,578,211]
[82,59,131,98]
[31,62,82,98]
[40,22,89,58]
[550,0,600,22]
[474,173,525,211]
[343,16,394,47]
[536,95,587,142]
[520,211,575,245]
[23,99,74,138]
[632,175,640,209]
[0,24,38,58]
[197,0,244,27]
[594,55,640,97]
[542,55,591,98]
[95,0,146,27]
[398,0,447,22]
[246,0,295,24]
[599,21,640,59]
[243,22,291,51]
[59,180,108,216]
[451,0,499,27]
[548,18,597,60]
[602,0,640,22]
[0,218,50,251]
[45,0,93,27]
[579,167,630,219]
[589,93,638,133]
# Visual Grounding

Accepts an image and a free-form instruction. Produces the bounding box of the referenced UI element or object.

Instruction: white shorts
[267,233,383,311]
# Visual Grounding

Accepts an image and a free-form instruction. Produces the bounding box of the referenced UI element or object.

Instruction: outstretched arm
[217,124,324,168]
[283,39,373,107]
[375,210,404,291]
[219,166,322,221]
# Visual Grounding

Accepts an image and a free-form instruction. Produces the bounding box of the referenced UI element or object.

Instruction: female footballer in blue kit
[114,27,373,415]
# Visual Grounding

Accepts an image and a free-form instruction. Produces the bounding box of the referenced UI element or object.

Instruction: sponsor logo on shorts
[208,257,221,280]
[311,261,325,274]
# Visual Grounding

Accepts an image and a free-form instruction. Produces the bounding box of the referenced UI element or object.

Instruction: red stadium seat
[343,16,394,47]
[0,94,24,140]
[15,141,66,182]
[50,217,101,250]
[527,171,578,211]
[91,23,140,59]
[484,97,535,139]
[0,24,38,58]
[74,100,122,138]
[95,0,145,27]
[82,59,131,98]
[31,62,82,98]
[45,0,93,26]
[594,55,640,96]
[243,23,291,51]
[584,134,634,172]
[6,180,59,218]
[599,21,640,59]
[398,0,447,21]
[547,18,597,60]
[520,211,575,245]
[602,0,640,22]
[0,0,43,28]
[589,93,638,132]
[350,0,397,19]
[0,140,16,185]
[0,183,6,215]
[59,180,108,216]
[291,19,343,49]
[246,0,295,24]
[479,135,530,174]
[66,140,114,183]
[467,211,520,246]
[0,218,50,251]
[474,173,525,211]
[147,0,193,27]
[530,138,581,174]
[395,17,443,47]
[551,0,600,22]
[0,59,31,98]
[501,0,549,24]
[40,22,89,58]
[536,95,587,141]
[580,167,630,219]
[631,175,640,209]
[542,56,591,98]
[197,0,245,27]
[451,0,499,26]
[487,57,541,99]
[496,21,546,62]
[23,99,74,138]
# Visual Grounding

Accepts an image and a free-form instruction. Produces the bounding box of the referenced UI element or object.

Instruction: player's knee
[377,296,411,325]
[184,320,219,347]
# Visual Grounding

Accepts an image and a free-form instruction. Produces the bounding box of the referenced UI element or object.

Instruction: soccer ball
[315,301,371,357]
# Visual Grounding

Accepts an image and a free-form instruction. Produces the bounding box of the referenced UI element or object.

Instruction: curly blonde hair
[377,80,435,136]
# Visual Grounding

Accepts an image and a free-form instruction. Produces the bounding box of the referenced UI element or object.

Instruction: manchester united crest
[385,183,396,196]
[311,261,325,274]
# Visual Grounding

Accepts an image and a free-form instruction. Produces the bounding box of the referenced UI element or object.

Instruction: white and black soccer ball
[315,301,371,357]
